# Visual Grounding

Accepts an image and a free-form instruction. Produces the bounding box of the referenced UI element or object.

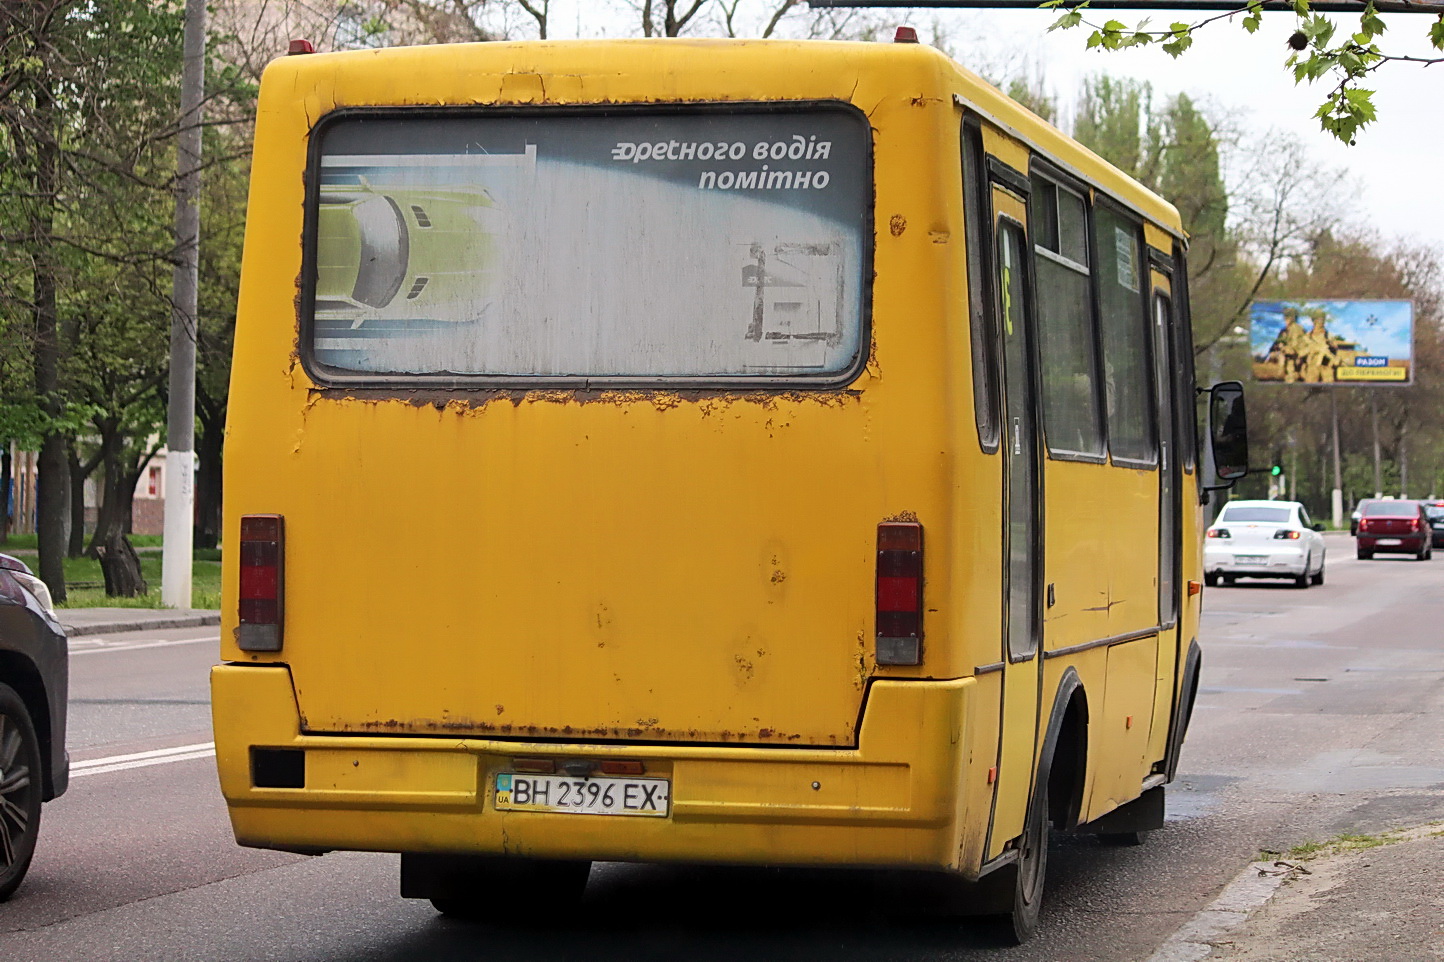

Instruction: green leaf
[1087,29,1105,48]
[1243,10,1263,33]
[1344,86,1378,118]
[1162,30,1193,57]
[1360,2,1385,36]
[1049,10,1084,31]
[1428,15,1444,49]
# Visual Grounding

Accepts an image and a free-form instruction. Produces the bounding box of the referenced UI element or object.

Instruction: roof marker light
[894,26,919,43]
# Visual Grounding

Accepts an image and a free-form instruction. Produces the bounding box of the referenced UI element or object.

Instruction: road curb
[1145,860,1304,962]
[62,612,222,637]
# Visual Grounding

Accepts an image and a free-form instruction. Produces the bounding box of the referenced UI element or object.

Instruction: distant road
[2,551,1441,961]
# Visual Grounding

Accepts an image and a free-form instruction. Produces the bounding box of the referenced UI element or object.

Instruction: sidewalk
[59,606,220,637]
[1152,827,1444,961]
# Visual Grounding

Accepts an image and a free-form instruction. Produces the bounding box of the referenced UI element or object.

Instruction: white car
[1204,500,1327,588]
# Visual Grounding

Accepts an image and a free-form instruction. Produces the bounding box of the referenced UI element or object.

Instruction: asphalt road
[2,535,1441,961]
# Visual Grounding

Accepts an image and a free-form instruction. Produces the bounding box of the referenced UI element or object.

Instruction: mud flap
[1078,785,1165,836]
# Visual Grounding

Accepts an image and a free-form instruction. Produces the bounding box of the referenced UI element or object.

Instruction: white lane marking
[72,742,217,777]
[70,635,217,655]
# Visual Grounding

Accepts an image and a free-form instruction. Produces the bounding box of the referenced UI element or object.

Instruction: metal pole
[163,0,205,608]
[1370,391,1382,499]
[1331,389,1343,529]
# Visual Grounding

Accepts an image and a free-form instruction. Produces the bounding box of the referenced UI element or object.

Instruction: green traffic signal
[1270,465,1282,476]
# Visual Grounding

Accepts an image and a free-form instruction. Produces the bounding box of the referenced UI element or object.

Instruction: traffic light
[1271,464,1283,477]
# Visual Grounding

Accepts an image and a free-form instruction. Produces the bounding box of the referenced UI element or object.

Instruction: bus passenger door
[1150,277,1183,762]
[988,185,1044,859]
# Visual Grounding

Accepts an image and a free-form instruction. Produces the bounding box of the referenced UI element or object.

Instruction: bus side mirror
[1207,381,1248,486]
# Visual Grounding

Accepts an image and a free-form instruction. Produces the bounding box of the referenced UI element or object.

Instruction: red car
[1355,500,1433,560]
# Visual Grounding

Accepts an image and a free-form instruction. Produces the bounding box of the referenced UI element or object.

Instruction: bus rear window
[1219,505,1290,523]
[304,105,871,384]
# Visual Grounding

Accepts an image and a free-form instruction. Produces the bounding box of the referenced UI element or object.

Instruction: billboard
[1250,300,1414,385]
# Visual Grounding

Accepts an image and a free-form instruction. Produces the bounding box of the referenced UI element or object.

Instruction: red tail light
[239,514,284,652]
[876,521,923,666]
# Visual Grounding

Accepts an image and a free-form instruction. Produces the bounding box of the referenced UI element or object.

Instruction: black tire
[0,683,43,902]
[983,773,1050,944]
[1357,547,1372,560]
[1203,572,1219,588]
[1220,575,1236,586]
[1311,564,1325,586]
[1294,566,1310,588]
[428,858,591,922]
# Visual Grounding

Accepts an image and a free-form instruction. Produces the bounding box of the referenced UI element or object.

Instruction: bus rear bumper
[211,664,980,871]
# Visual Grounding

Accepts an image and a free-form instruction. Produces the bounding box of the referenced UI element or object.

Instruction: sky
[539,3,1444,256]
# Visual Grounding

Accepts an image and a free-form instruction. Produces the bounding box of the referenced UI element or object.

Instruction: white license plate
[1375,538,1401,546]
[494,773,670,817]
[1235,555,1267,564]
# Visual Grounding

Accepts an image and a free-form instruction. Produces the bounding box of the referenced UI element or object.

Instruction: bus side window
[1029,172,1104,460]
[1092,202,1158,466]
[961,119,1000,453]
[1172,244,1199,474]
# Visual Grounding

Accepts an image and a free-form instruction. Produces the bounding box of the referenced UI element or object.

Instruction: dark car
[1426,502,1444,549]
[1355,500,1433,560]
[0,553,68,901]
[1349,499,1383,537]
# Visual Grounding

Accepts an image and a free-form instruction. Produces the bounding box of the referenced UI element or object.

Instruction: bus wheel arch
[978,669,1087,944]
[1163,640,1202,782]
[1043,669,1089,832]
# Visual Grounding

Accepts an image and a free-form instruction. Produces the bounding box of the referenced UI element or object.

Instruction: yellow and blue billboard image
[1251,300,1413,385]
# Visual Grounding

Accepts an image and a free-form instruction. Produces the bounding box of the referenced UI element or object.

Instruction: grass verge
[2,535,219,608]
[1258,822,1444,862]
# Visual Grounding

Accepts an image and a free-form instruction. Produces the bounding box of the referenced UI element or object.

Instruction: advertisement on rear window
[306,106,870,382]
[1250,300,1413,385]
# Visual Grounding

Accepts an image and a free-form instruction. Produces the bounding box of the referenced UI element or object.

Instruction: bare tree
[1196,132,1355,354]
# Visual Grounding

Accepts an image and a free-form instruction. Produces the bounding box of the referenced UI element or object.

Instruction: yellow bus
[213,32,1248,942]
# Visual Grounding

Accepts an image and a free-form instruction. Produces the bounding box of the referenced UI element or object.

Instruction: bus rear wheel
[976,772,1050,944]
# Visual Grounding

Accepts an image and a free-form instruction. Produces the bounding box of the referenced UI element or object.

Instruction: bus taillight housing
[876,521,923,666]
[239,514,284,652]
